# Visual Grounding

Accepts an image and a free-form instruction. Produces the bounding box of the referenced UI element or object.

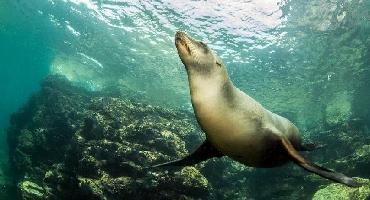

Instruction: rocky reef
[7,75,370,199]
[7,75,208,199]
[313,178,370,200]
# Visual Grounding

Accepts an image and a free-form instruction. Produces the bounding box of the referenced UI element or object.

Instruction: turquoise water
[0,1,54,178]
[1,0,370,198]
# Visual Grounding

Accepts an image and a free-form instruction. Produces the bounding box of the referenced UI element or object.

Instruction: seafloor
[6,75,370,200]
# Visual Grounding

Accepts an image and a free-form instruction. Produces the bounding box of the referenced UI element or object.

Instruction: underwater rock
[325,92,352,127]
[309,120,370,178]
[7,75,370,200]
[312,178,370,200]
[335,144,370,177]
[176,166,208,191]
[7,75,210,199]
[19,181,45,200]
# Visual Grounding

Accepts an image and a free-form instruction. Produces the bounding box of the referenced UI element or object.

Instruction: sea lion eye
[200,44,209,53]
[199,42,208,50]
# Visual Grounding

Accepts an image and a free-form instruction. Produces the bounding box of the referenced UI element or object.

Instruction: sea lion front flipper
[281,137,361,187]
[150,140,223,168]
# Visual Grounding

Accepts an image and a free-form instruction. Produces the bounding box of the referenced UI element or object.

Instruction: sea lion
[152,31,360,187]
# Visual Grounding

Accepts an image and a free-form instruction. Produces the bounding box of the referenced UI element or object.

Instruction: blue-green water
[1,0,370,198]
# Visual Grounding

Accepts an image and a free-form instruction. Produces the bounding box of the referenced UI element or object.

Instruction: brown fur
[176,31,301,167]
[172,31,360,187]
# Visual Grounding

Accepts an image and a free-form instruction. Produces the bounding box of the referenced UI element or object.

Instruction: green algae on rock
[313,178,370,200]
[177,166,208,189]
[19,181,45,200]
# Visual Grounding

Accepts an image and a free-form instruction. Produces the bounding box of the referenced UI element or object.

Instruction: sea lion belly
[192,90,287,167]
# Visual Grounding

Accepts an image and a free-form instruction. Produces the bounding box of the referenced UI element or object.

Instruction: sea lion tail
[281,137,362,187]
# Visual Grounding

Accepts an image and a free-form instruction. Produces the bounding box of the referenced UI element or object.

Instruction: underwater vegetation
[6,75,370,200]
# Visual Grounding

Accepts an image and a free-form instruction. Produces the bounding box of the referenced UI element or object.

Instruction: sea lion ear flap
[215,56,223,68]
[216,61,222,68]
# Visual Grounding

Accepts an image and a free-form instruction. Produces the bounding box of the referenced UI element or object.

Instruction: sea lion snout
[175,31,215,72]
[175,31,192,56]
[175,31,209,53]
[175,31,187,40]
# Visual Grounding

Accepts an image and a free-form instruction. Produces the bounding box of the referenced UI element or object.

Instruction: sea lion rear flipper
[150,140,223,168]
[281,137,361,187]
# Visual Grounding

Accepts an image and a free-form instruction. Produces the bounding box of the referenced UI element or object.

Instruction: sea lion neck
[187,70,233,106]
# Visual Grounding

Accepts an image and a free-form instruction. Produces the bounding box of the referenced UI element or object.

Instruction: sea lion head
[175,31,225,76]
